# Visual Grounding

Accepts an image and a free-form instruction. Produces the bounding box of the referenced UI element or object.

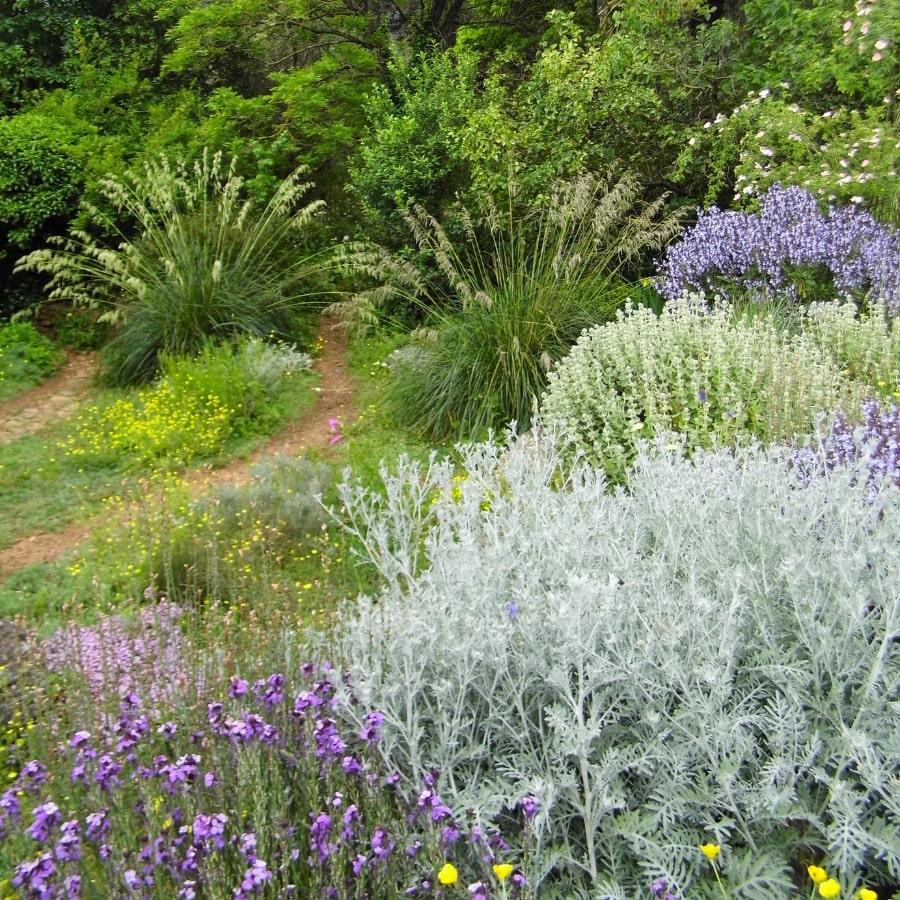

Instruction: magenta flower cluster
[1,662,532,899]
[40,601,195,707]
[657,184,900,311]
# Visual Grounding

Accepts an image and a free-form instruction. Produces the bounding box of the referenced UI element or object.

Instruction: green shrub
[0,320,65,401]
[0,114,84,256]
[60,339,312,469]
[16,149,333,385]
[340,172,682,440]
[72,453,331,604]
[801,300,900,400]
[539,295,860,480]
[53,306,111,351]
[330,431,900,898]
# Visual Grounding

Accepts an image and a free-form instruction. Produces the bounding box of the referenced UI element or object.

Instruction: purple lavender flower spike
[657,184,900,312]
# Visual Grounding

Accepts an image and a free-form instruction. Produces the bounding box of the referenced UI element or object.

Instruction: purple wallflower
[13,853,57,896]
[313,718,347,758]
[84,808,110,842]
[26,801,62,843]
[341,804,360,840]
[518,795,540,819]
[360,710,385,744]
[309,812,336,862]
[193,813,229,850]
[1,788,22,820]
[371,827,394,860]
[237,858,273,896]
[20,760,48,790]
[157,721,178,739]
[228,677,249,698]
[263,674,285,708]
[55,820,82,862]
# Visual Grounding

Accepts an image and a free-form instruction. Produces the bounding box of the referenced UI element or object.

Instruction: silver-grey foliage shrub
[328,431,900,899]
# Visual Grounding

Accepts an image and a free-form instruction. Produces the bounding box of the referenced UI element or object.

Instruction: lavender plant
[330,429,900,899]
[656,184,900,310]
[0,659,532,899]
[791,398,900,491]
[538,295,858,479]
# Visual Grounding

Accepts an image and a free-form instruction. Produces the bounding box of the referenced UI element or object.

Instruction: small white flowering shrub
[538,296,858,480]
[329,432,900,899]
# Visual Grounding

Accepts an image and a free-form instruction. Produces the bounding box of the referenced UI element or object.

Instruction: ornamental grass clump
[539,295,858,480]
[656,184,900,310]
[15,149,332,385]
[0,661,531,899]
[330,429,900,899]
[335,171,682,440]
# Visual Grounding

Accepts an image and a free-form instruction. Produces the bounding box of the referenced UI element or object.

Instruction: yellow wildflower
[808,866,828,885]
[493,863,514,882]
[820,879,841,899]
[700,843,721,861]
[858,889,877,900]
[438,863,459,886]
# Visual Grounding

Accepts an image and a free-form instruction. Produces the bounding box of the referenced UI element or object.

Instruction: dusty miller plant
[325,430,900,899]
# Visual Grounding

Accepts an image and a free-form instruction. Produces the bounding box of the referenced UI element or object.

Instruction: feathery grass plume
[15,149,333,385]
[335,171,683,440]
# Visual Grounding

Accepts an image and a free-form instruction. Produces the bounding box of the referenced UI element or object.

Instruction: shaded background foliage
[0,0,897,316]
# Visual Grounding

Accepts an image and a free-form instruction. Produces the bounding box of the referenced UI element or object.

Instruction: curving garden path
[0,317,355,578]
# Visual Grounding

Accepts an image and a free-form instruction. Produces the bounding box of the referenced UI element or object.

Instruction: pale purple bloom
[26,801,61,843]
[228,677,249,698]
[360,710,384,744]
[658,184,900,311]
[193,813,228,850]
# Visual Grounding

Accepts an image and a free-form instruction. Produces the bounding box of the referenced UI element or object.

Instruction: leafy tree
[347,49,479,238]
[0,0,173,113]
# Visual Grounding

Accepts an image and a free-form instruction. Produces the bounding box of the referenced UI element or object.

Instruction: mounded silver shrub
[328,431,900,899]
[539,295,860,481]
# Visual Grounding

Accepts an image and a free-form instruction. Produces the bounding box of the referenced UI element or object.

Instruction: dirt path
[0,351,97,443]
[0,317,355,578]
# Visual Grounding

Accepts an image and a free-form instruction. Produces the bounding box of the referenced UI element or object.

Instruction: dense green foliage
[0,320,64,400]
